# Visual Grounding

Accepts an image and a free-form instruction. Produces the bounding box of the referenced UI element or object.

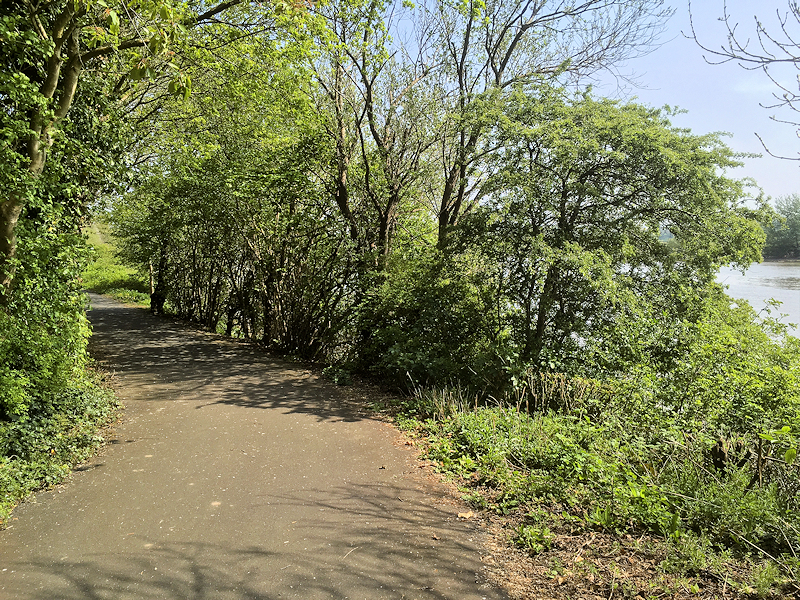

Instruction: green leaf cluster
[763,194,800,259]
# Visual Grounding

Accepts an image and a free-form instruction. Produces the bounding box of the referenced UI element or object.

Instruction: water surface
[717,261,800,335]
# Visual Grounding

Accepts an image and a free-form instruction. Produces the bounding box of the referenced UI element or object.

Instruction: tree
[308,0,674,258]
[0,60,128,453]
[455,89,766,369]
[0,0,251,299]
[689,1,800,153]
[310,0,440,264]
[110,23,360,358]
[351,88,768,389]
[764,193,800,258]
[428,0,674,246]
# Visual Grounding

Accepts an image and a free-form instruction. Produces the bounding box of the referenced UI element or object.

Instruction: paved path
[0,294,504,600]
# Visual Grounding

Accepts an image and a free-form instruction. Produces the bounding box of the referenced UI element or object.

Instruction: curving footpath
[0,294,505,600]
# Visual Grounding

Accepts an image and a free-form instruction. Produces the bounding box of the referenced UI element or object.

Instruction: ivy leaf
[786,448,797,465]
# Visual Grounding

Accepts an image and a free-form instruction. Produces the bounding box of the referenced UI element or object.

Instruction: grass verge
[82,222,150,307]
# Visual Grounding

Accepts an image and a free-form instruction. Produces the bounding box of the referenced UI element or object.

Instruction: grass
[81,222,150,307]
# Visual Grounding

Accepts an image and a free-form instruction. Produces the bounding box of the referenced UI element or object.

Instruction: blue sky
[594,0,800,202]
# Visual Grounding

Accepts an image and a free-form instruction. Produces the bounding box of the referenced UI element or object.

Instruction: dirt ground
[0,294,507,600]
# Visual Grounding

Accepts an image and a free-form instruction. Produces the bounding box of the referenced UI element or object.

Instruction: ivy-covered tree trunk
[1,0,248,298]
[0,2,83,296]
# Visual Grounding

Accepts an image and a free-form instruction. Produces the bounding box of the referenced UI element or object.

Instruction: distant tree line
[763,194,800,259]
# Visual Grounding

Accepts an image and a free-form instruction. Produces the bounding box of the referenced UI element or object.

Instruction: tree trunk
[524,265,559,365]
[436,129,480,249]
[0,196,25,297]
[1,12,82,300]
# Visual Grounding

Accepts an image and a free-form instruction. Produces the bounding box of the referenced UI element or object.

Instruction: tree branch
[190,0,247,26]
[80,38,148,63]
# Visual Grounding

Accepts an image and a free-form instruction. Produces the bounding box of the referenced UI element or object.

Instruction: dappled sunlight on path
[0,294,504,600]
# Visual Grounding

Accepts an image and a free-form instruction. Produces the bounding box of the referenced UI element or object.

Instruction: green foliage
[750,561,784,598]
[110,31,357,358]
[0,376,118,523]
[659,534,733,576]
[0,9,50,184]
[401,290,800,589]
[82,222,150,302]
[0,205,120,523]
[1,5,133,520]
[650,291,800,437]
[354,251,493,388]
[349,91,771,405]
[453,90,766,373]
[763,194,800,259]
[513,522,553,555]
[322,365,353,386]
[1,201,94,422]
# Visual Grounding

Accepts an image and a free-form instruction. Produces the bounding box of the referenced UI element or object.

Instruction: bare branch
[756,131,800,161]
[688,1,800,154]
[80,38,148,63]
[190,0,247,26]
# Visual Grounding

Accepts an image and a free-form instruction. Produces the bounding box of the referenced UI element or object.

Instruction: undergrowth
[394,380,800,597]
[1,216,123,524]
[0,368,119,524]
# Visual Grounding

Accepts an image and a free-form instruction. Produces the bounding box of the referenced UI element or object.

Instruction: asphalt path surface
[0,294,505,600]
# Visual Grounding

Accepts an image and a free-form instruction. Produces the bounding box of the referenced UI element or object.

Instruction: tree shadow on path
[0,294,506,600]
[87,294,367,423]
[5,480,498,600]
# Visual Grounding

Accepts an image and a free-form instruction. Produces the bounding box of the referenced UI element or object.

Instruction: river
[717,260,800,336]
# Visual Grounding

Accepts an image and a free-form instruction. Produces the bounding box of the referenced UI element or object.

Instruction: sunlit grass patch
[81,223,149,307]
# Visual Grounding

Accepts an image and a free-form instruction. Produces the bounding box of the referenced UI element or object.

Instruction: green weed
[400,375,800,596]
[462,491,488,509]
[750,561,782,598]
[1,375,118,524]
[513,523,553,555]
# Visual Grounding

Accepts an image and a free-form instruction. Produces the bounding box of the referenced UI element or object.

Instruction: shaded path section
[0,294,504,600]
